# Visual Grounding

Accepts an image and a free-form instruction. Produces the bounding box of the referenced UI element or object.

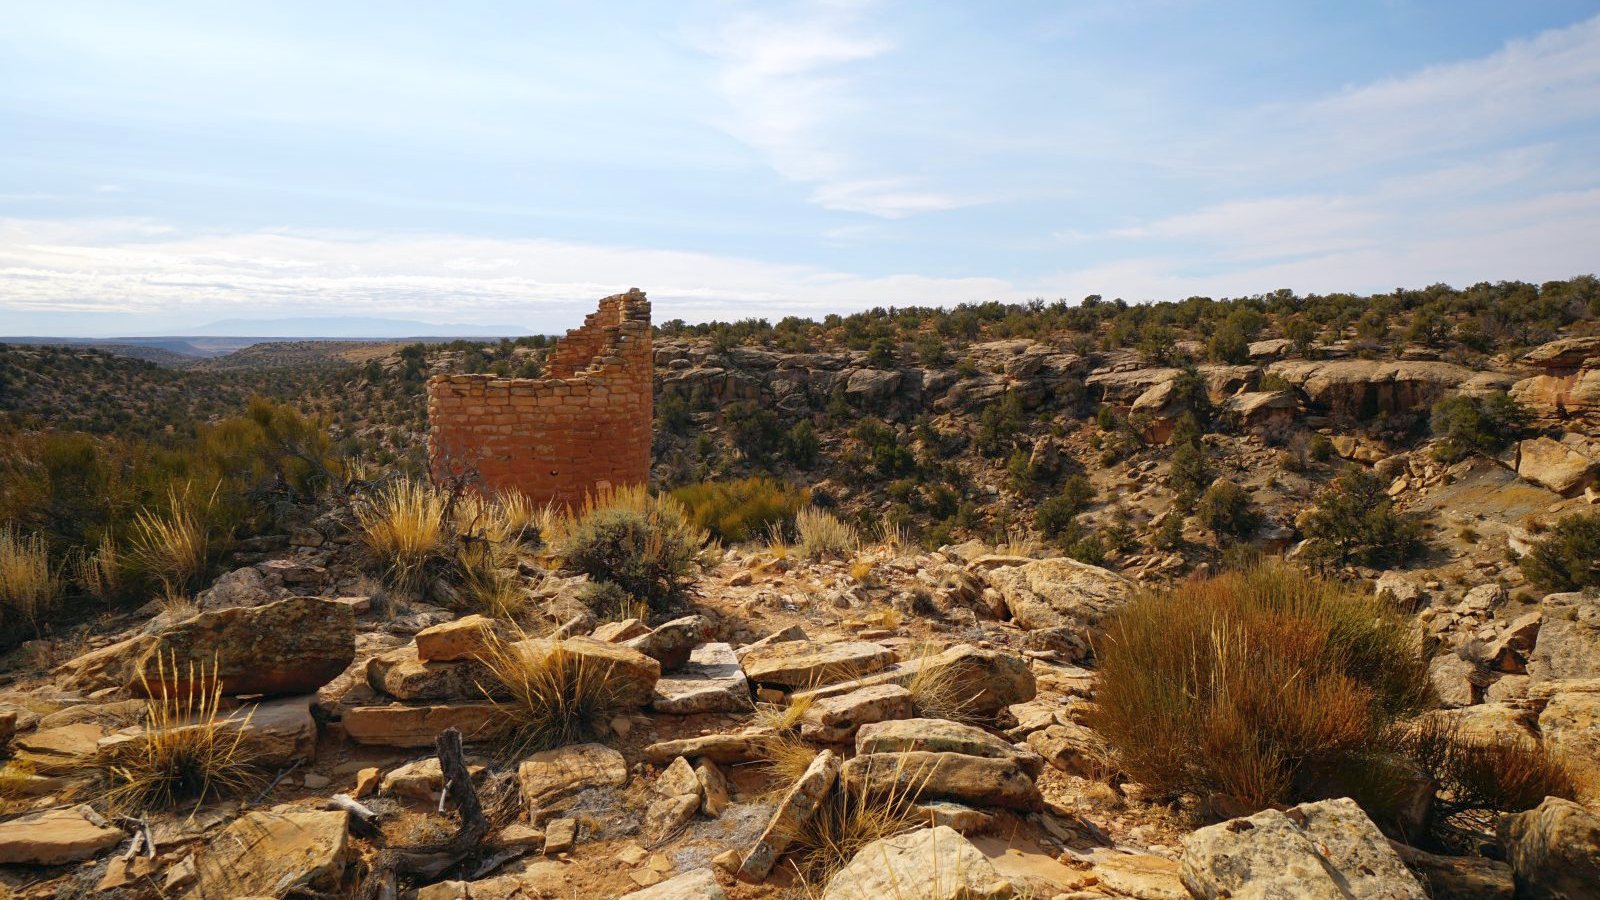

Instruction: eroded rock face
[0,804,123,865]
[822,825,1012,900]
[1538,689,1600,764]
[1521,335,1600,370]
[1497,796,1600,899]
[1511,369,1600,416]
[1180,797,1425,900]
[983,557,1132,656]
[800,684,913,743]
[366,644,503,701]
[184,809,350,899]
[1267,358,1486,418]
[623,615,710,671]
[57,596,356,698]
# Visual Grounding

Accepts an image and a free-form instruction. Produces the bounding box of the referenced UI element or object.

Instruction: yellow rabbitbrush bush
[0,526,60,632]
[671,477,808,544]
[1091,563,1432,818]
[101,654,264,814]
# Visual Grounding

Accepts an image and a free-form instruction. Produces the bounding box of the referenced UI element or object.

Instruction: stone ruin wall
[426,289,652,505]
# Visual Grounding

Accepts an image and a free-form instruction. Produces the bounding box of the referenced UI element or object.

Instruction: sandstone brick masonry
[427,289,653,504]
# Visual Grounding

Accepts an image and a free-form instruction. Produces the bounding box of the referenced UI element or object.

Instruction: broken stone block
[518,742,628,811]
[799,683,913,743]
[415,614,505,662]
[740,640,896,688]
[651,642,752,715]
[822,826,1011,900]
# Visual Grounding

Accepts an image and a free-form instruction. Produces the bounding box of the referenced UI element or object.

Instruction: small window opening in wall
[550,469,559,477]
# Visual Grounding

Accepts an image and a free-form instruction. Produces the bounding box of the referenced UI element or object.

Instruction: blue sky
[2,1,1599,336]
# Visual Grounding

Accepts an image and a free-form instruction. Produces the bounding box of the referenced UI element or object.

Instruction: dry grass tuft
[76,533,124,602]
[1399,715,1578,837]
[789,755,928,888]
[129,486,218,611]
[354,478,449,596]
[1091,563,1432,816]
[752,694,820,795]
[796,507,860,561]
[902,643,979,724]
[100,654,264,813]
[848,558,876,585]
[475,630,630,757]
[0,525,60,632]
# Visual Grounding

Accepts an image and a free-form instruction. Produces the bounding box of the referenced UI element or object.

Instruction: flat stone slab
[643,728,775,765]
[0,804,123,865]
[342,701,512,747]
[740,640,896,688]
[518,742,629,810]
[652,643,753,714]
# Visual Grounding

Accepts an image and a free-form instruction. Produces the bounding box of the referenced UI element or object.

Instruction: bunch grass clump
[795,507,860,561]
[1092,563,1432,816]
[475,631,630,757]
[354,478,449,596]
[101,654,264,813]
[902,643,979,724]
[789,754,929,888]
[129,485,217,609]
[0,525,60,632]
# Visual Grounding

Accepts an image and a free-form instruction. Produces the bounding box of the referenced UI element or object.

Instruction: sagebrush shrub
[550,485,704,613]
[1092,564,1431,816]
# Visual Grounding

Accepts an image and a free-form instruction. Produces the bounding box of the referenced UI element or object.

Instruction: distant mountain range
[164,316,530,339]
[3,317,536,359]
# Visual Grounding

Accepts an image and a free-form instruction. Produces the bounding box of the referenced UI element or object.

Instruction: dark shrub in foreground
[1092,565,1432,818]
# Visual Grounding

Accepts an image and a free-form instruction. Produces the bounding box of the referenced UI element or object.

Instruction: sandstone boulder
[822,825,1012,900]
[415,614,506,662]
[800,684,913,743]
[1527,592,1600,682]
[518,742,628,811]
[1537,690,1600,769]
[1180,797,1425,900]
[511,637,661,706]
[342,700,512,747]
[794,644,1035,716]
[58,596,355,698]
[1391,842,1514,900]
[643,728,774,765]
[983,557,1131,656]
[624,615,710,670]
[740,640,896,688]
[1516,436,1597,495]
[619,868,726,900]
[857,718,1038,771]
[0,804,122,865]
[1497,796,1600,899]
[842,751,1040,811]
[1025,722,1107,777]
[366,644,503,701]
[98,695,317,769]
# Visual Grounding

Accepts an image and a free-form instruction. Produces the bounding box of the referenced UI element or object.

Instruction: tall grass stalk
[0,526,60,632]
[795,507,859,561]
[354,478,448,596]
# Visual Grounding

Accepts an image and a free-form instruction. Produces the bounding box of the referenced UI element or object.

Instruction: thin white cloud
[0,218,1015,333]
[694,1,979,218]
